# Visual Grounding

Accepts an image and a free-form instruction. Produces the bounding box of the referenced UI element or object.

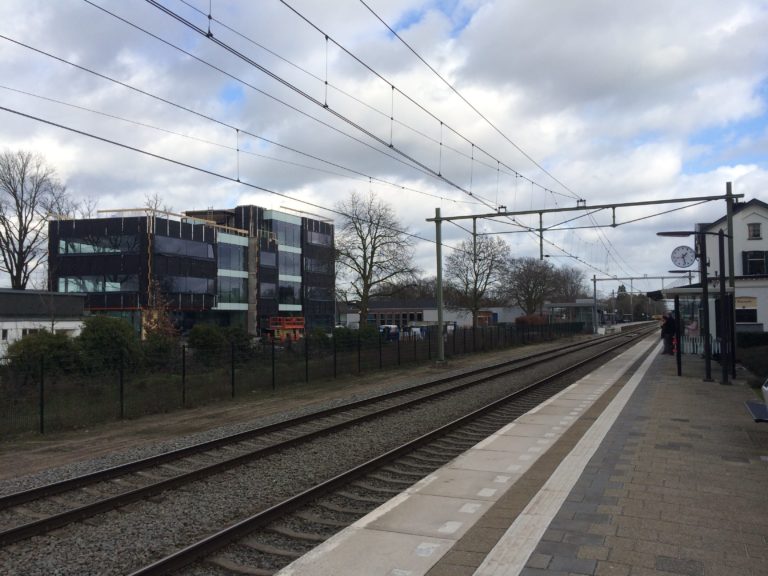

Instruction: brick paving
[426,349,768,576]
[519,354,768,576]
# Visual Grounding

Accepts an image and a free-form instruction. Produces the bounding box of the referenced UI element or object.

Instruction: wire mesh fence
[0,322,584,436]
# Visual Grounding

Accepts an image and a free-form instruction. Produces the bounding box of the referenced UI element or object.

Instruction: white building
[700,198,768,333]
[0,290,86,357]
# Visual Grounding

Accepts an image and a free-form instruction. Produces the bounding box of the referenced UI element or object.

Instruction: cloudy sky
[1,0,767,296]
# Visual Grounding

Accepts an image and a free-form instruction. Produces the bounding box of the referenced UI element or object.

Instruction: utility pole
[592,275,597,334]
[539,212,544,260]
[435,208,444,363]
[726,182,737,378]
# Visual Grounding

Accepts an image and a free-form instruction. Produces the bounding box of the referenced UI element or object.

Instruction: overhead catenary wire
[81,1,505,214]
[0,83,479,206]
[356,1,657,285]
[0,104,479,257]
[179,0,514,180]
[140,0,505,213]
[141,0,598,270]
[357,0,581,202]
[180,0,574,202]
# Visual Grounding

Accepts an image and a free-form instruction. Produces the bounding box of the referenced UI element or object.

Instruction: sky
[1,0,767,297]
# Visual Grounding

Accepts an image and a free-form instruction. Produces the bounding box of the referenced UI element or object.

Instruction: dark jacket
[661,316,676,335]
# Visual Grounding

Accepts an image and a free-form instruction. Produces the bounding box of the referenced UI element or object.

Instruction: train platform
[276,334,768,576]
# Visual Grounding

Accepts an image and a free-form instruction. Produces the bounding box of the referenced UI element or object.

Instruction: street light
[657,229,731,384]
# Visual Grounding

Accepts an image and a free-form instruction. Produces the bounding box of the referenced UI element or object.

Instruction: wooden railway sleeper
[335,490,389,504]
[208,555,275,576]
[268,524,327,543]
[293,511,351,528]
[350,481,403,495]
[240,538,305,559]
[366,472,415,486]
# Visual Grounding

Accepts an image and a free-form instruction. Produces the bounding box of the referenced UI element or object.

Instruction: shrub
[188,324,228,365]
[7,330,79,375]
[142,332,180,369]
[222,325,254,362]
[78,315,141,372]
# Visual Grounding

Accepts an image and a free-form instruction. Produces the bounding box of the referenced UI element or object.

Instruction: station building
[47,205,335,339]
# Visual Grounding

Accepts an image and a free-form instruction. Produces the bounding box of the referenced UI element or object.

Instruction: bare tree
[335,191,418,326]
[502,257,555,315]
[0,150,68,289]
[371,275,436,301]
[550,265,588,302]
[445,235,509,328]
[144,191,172,213]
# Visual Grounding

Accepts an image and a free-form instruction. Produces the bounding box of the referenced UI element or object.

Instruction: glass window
[260,251,277,267]
[58,275,137,293]
[260,282,276,298]
[748,223,762,240]
[744,251,767,275]
[278,281,301,305]
[275,221,301,247]
[218,244,247,271]
[218,276,248,303]
[735,309,757,323]
[154,235,214,259]
[159,276,215,294]
[307,230,332,246]
[305,286,333,300]
[59,235,139,254]
[279,251,301,276]
[304,257,332,274]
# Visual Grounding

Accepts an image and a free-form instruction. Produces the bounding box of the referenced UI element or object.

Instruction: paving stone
[654,555,704,576]
[547,554,596,574]
[594,561,630,575]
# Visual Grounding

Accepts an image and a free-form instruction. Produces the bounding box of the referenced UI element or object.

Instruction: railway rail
[0,325,656,576]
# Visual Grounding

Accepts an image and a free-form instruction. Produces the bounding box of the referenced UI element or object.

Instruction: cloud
[0,0,766,293]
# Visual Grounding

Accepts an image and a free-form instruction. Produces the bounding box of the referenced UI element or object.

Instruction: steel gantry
[428,190,743,362]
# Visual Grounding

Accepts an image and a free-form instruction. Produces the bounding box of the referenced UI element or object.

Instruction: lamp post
[657,230,731,384]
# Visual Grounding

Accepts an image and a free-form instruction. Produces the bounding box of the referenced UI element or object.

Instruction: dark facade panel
[0,290,85,318]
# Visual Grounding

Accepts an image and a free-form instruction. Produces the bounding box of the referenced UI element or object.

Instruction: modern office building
[48,205,334,339]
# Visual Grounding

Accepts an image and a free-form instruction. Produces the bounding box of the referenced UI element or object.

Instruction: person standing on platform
[661,313,676,354]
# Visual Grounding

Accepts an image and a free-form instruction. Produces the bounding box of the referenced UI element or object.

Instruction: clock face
[671,245,696,268]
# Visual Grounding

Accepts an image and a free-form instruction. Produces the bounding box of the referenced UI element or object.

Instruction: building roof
[701,197,768,230]
[0,289,86,318]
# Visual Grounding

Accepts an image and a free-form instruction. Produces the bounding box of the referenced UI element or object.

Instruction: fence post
[182,345,186,407]
[230,341,235,398]
[119,348,125,419]
[305,335,309,383]
[378,332,383,369]
[397,335,401,366]
[357,331,361,374]
[333,332,337,378]
[428,327,432,360]
[39,356,45,435]
[271,338,276,392]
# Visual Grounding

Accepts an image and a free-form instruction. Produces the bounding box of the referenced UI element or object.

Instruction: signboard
[735,296,757,309]
[269,316,305,329]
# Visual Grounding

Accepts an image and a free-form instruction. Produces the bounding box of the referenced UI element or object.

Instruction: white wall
[0,319,83,356]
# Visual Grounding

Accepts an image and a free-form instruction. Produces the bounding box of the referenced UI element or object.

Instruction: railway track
[0,326,656,576]
[132,326,656,576]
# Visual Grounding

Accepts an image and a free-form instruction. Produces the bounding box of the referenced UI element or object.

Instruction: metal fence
[0,322,584,436]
